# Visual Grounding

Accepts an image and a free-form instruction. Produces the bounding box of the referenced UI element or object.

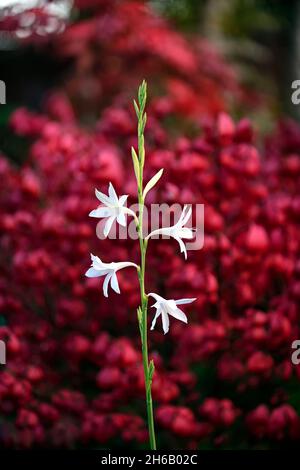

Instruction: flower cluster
[86,183,195,331]
[0,0,299,450]
[1,0,249,121]
[0,0,72,39]
[0,93,299,448]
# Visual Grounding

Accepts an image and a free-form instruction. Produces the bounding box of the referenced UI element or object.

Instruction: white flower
[146,205,195,259]
[89,183,136,237]
[149,293,196,334]
[85,254,138,297]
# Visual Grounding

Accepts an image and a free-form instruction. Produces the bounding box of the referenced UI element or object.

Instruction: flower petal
[148,292,165,303]
[91,253,101,264]
[168,307,188,324]
[89,207,112,218]
[95,188,111,205]
[85,267,103,278]
[161,311,170,334]
[116,211,126,227]
[174,236,187,259]
[108,183,119,204]
[146,226,172,240]
[118,195,128,206]
[103,273,112,297]
[175,298,196,305]
[103,216,115,237]
[181,205,192,226]
[150,309,161,331]
[90,254,112,272]
[178,227,194,239]
[110,272,120,294]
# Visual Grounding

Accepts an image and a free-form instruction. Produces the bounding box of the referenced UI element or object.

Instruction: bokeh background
[0,0,300,449]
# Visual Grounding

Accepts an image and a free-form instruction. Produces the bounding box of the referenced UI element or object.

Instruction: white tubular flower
[145,205,195,259]
[89,183,136,237]
[85,254,138,297]
[149,293,196,334]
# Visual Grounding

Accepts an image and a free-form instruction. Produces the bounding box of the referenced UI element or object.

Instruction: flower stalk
[86,81,196,450]
[134,80,156,450]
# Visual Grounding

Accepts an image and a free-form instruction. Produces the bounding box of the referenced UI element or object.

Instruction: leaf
[133,100,139,118]
[137,306,142,324]
[143,168,163,199]
[137,307,143,336]
[131,147,140,181]
[142,112,147,132]
[139,135,145,166]
[138,80,147,110]
[148,359,155,384]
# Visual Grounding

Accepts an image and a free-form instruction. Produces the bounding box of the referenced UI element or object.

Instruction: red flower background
[0,0,300,449]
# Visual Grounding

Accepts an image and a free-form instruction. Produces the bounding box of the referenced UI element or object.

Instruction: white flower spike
[146,205,195,259]
[85,254,138,297]
[89,182,136,237]
[149,293,196,334]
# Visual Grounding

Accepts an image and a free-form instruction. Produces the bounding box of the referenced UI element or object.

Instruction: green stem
[135,81,156,450]
[138,195,156,450]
